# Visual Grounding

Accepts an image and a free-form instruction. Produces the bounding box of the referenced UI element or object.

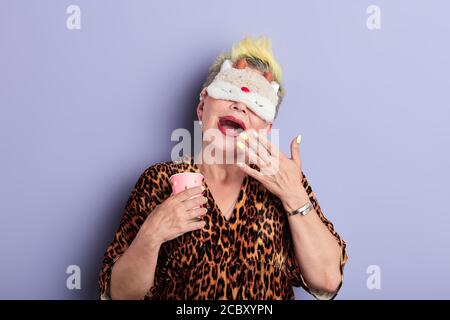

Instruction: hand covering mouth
[217,115,246,137]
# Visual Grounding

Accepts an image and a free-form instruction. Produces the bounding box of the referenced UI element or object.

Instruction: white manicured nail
[239,132,248,140]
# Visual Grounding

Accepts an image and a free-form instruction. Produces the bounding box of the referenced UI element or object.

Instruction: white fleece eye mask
[205,59,280,123]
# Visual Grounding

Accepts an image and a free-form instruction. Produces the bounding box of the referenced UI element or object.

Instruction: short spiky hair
[203,36,284,120]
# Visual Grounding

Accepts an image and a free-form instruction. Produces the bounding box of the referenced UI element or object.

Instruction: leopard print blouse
[98,156,347,300]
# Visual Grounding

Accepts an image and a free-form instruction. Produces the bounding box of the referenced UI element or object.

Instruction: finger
[183,220,206,232]
[290,134,302,166]
[182,194,208,210]
[237,139,264,167]
[172,185,205,202]
[248,146,267,168]
[241,131,272,165]
[249,129,280,158]
[237,162,265,181]
[187,207,208,220]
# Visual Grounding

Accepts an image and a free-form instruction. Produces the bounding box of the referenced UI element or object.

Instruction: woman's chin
[203,141,242,164]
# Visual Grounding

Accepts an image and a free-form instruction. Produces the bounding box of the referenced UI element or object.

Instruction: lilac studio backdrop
[1,0,449,299]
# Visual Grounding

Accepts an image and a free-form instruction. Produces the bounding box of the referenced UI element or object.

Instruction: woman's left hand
[236,129,310,213]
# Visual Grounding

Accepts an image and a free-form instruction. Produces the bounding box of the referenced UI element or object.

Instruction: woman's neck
[194,152,245,184]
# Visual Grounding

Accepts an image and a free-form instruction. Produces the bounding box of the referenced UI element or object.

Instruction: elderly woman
[98,36,347,300]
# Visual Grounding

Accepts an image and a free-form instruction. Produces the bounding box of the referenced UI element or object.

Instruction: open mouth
[217,116,246,137]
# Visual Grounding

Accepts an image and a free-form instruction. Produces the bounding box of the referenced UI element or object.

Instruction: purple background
[1,0,449,299]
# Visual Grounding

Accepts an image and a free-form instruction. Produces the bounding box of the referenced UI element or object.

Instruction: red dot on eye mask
[241,86,250,93]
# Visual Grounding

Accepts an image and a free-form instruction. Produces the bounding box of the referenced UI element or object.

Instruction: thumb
[290,134,302,166]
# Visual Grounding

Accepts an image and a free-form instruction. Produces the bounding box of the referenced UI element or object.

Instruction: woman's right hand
[136,186,208,247]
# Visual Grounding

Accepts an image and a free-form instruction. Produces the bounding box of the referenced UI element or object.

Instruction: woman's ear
[196,101,203,122]
[196,88,207,122]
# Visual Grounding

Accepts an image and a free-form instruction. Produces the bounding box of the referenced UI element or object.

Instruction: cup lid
[169,172,204,181]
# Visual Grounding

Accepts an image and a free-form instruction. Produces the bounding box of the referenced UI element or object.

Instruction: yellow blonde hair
[230,36,282,83]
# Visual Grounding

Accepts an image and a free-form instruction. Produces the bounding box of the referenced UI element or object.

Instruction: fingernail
[239,132,248,140]
[201,185,205,191]
[236,162,244,167]
[237,141,245,150]
[296,134,302,144]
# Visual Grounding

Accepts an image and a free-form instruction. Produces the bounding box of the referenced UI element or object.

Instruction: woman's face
[197,69,273,161]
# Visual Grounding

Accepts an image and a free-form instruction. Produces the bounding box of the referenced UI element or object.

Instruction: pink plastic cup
[169,172,204,196]
[169,172,206,245]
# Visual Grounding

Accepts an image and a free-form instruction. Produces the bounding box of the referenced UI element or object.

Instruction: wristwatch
[288,201,313,217]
